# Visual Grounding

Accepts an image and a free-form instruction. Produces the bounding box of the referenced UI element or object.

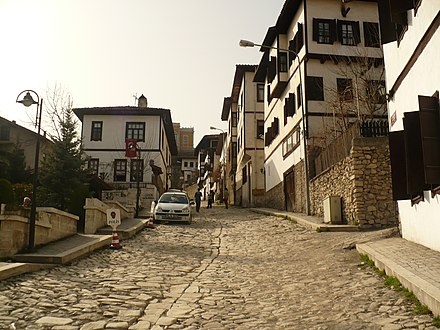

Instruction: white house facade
[73,95,177,206]
[254,0,385,212]
[382,0,440,251]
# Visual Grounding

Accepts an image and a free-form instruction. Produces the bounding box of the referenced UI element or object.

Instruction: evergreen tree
[38,109,87,211]
[8,142,31,183]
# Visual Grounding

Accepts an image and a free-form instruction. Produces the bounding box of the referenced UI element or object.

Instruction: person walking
[194,188,202,212]
[223,188,229,209]
[207,190,214,208]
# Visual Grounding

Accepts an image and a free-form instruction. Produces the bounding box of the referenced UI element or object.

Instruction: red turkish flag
[125,139,137,157]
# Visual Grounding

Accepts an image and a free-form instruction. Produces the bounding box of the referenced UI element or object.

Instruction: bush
[67,184,91,218]
[0,179,15,205]
[12,183,33,206]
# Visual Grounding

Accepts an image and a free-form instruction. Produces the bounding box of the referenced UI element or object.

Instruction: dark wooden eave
[221,97,232,121]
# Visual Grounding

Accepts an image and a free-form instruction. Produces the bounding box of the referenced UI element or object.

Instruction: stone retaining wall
[0,208,78,258]
[261,182,285,210]
[310,137,398,228]
[83,198,131,234]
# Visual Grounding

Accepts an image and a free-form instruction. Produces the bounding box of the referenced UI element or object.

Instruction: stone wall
[83,198,131,234]
[261,182,285,210]
[0,208,78,258]
[310,137,398,228]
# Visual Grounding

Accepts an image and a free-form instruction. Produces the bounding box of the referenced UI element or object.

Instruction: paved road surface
[0,207,436,329]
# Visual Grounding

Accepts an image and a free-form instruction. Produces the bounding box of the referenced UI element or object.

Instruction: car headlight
[182,206,189,212]
[155,206,163,212]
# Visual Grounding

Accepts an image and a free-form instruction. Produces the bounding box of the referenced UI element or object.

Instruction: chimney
[138,94,148,108]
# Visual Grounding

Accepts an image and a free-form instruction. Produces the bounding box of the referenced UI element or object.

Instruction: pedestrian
[207,190,214,208]
[194,188,202,212]
[223,188,229,209]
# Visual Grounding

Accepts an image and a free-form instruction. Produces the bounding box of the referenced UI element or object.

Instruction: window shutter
[377,0,397,44]
[389,131,410,200]
[403,111,426,196]
[289,93,296,116]
[418,95,440,185]
[336,20,343,43]
[329,19,337,43]
[289,40,295,67]
[297,23,304,51]
[268,56,277,82]
[312,18,319,41]
[354,21,361,44]
[390,0,415,13]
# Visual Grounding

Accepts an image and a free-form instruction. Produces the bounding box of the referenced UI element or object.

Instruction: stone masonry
[310,136,398,228]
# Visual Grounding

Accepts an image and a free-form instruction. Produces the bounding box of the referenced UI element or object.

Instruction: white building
[253,0,385,212]
[222,65,265,207]
[382,0,440,251]
[73,95,177,206]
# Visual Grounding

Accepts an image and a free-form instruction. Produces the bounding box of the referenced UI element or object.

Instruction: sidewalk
[251,208,440,317]
[0,217,150,281]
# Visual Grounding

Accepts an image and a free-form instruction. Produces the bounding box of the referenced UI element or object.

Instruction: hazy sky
[0,0,285,143]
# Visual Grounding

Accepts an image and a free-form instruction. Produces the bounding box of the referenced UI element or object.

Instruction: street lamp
[210,126,226,201]
[16,90,43,250]
[239,39,311,215]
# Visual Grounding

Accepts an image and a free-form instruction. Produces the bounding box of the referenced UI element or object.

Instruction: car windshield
[159,194,189,204]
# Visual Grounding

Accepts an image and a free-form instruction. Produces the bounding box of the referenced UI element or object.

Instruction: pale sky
[0,0,285,143]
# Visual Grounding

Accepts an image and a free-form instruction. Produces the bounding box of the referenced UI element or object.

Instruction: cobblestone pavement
[0,207,437,330]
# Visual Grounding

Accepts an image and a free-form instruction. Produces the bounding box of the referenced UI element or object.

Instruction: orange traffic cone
[110,230,122,249]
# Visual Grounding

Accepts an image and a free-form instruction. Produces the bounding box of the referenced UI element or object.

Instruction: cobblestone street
[0,207,436,330]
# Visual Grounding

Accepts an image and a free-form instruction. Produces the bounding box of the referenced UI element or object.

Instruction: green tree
[38,108,87,211]
[8,142,31,183]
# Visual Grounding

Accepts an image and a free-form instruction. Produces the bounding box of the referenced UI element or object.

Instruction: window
[282,129,300,157]
[242,165,247,184]
[257,84,265,102]
[278,52,288,72]
[184,161,188,167]
[190,161,194,167]
[114,159,127,182]
[306,77,324,101]
[337,78,353,101]
[91,121,103,141]
[130,159,144,182]
[363,22,380,47]
[313,18,336,44]
[126,122,145,142]
[183,135,189,146]
[0,125,10,141]
[257,120,264,139]
[88,159,99,175]
[338,20,360,46]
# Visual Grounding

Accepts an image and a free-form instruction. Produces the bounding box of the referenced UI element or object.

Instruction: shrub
[0,179,15,205]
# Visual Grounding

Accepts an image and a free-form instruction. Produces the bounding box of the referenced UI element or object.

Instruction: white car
[153,191,194,224]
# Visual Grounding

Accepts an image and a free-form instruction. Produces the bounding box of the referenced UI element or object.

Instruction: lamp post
[239,39,311,215]
[210,126,226,201]
[135,144,141,218]
[16,90,43,250]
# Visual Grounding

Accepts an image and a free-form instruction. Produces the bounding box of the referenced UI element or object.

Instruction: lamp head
[17,92,38,107]
[239,39,255,48]
[209,126,217,130]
